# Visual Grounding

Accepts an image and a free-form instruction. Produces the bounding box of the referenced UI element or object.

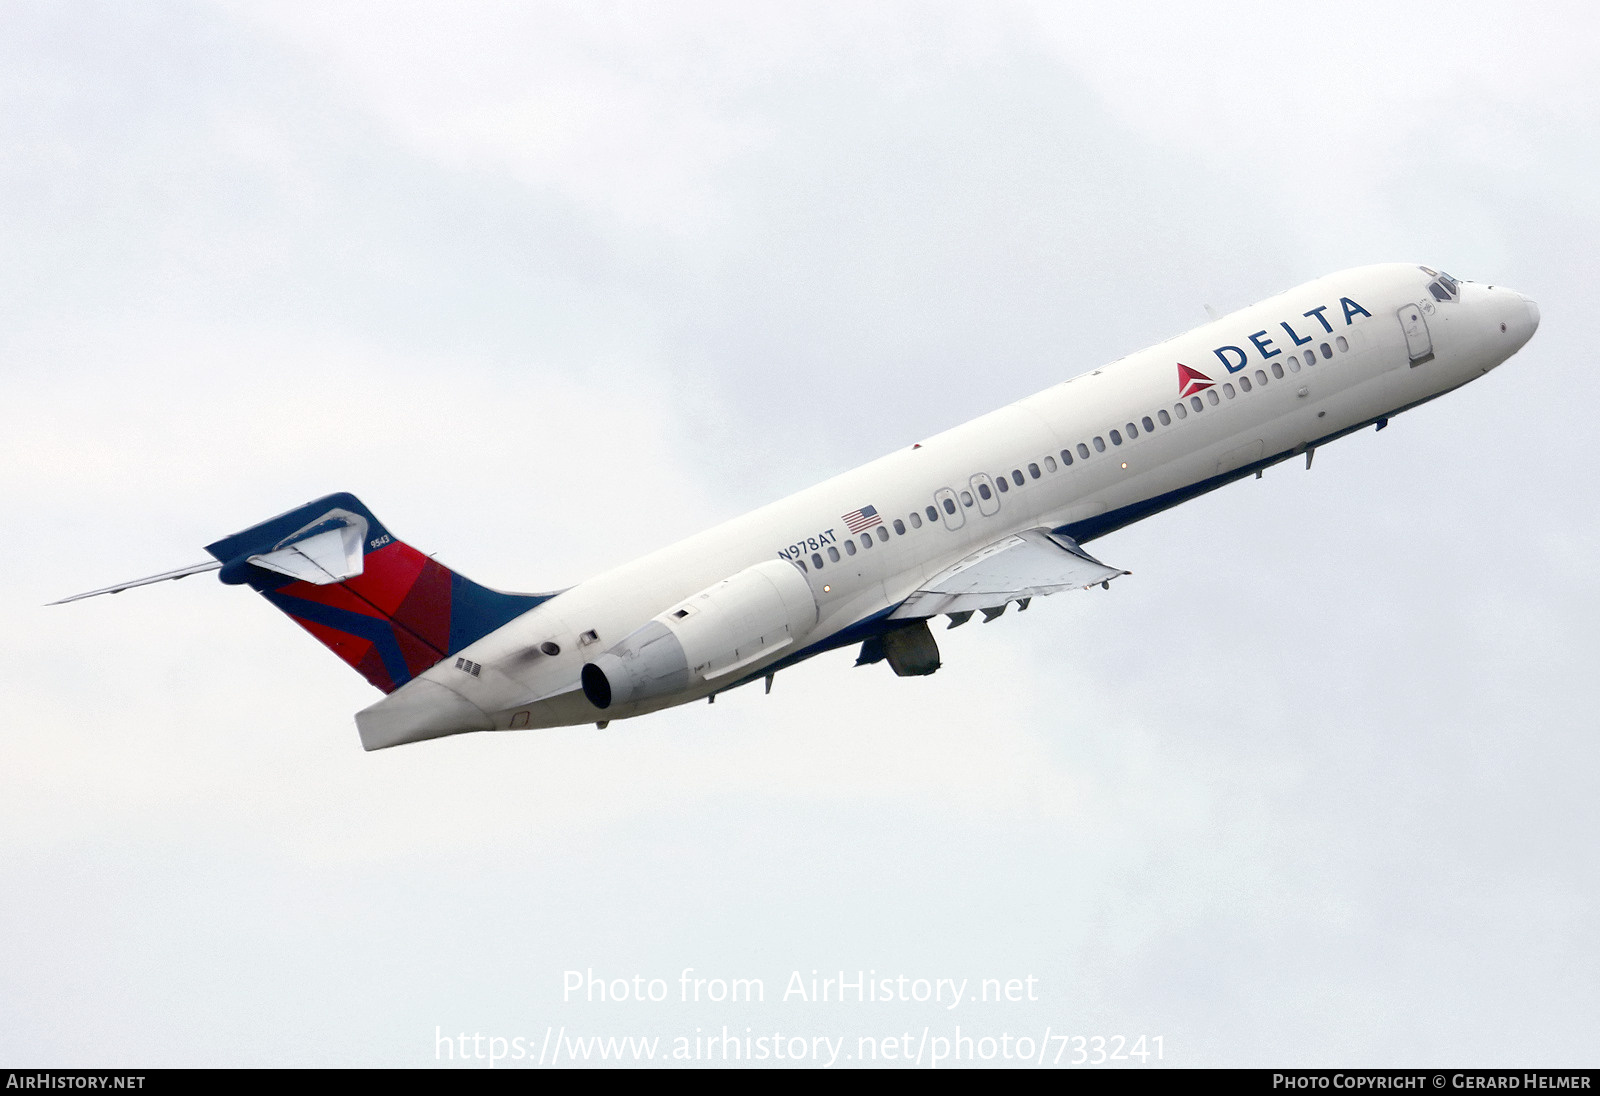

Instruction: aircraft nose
[1490,287,1539,355]
[1507,291,1539,352]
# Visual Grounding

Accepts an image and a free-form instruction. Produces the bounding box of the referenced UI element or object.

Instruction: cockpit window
[1419,265,1438,277]
[1425,270,1460,303]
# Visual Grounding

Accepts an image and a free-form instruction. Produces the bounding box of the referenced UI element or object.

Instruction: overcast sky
[3,0,1596,1068]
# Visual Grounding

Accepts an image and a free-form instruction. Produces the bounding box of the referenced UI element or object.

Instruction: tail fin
[206,493,550,693]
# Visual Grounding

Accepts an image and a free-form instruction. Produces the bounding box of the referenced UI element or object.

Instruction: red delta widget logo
[1176,363,1215,398]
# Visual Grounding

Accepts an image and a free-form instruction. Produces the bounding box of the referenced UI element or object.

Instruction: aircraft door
[969,473,1001,517]
[933,487,965,531]
[1397,304,1434,364]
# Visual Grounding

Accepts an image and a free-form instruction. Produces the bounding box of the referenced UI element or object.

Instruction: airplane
[54,264,1539,750]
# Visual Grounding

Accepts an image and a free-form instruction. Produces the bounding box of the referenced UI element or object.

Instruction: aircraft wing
[888,529,1127,620]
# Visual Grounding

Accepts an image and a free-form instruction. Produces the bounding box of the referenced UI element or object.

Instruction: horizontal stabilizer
[889,529,1126,619]
[49,561,223,605]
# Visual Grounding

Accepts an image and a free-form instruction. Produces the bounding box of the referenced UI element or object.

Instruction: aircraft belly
[493,688,597,731]
[813,582,892,652]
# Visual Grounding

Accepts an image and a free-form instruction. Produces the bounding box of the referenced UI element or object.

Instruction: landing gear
[855,619,942,677]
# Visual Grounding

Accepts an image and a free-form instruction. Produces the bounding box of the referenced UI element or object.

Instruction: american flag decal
[842,505,882,534]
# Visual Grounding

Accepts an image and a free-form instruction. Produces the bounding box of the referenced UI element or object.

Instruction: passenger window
[1092,437,1106,453]
[1142,416,1155,432]
[1191,395,1204,411]
[1239,376,1252,392]
[1320,342,1332,360]
[960,490,974,507]
[827,546,840,562]
[1125,422,1138,438]
[1044,456,1057,472]
[927,506,939,523]
[861,534,873,549]
[909,512,922,529]
[1206,390,1219,405]
[1028,462,1040,478]
[1174,403,1187,419]
[1077,443,1090,459]
[1060,450,1074,466]
[1223,383,1235,398]
[1161,408,1174,424]
[893,519,906,535]
[1271,362,1284,379]
[1256,369,1268,385]
[1287,354,1301,372]
[876,527,889,542]
[812,553,824,569]
[1012,469,1025,486]
[1109,430,1122,446]
[845,539,857,555]
[797,559,807,572]
[996,478,1009,493]
[942,498,956,516]
[977,482,992,501]
[1336,335,1348,352]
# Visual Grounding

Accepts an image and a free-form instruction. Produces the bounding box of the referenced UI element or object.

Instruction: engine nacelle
[581,559,818,710]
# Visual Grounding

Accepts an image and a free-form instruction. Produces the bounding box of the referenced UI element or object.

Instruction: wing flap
[889,530,1126,619]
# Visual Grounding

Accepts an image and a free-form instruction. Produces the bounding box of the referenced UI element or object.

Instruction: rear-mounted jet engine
[581,558,819,710]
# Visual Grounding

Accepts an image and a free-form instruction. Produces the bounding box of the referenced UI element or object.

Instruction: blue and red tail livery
[205,493,550,693]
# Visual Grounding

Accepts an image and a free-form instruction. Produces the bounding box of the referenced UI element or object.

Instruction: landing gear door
[1398,304,1434,365]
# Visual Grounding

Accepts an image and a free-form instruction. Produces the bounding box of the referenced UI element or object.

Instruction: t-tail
[206,493,551,693]
[54,493,551,695]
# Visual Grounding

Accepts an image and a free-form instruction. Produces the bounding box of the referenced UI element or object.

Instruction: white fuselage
[357,263,1538,746]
